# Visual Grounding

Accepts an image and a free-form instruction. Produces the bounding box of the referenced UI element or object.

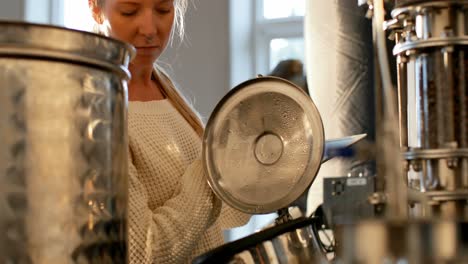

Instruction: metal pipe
[458,50,468,187]
[397,54,408,148]
[373,0,408,219]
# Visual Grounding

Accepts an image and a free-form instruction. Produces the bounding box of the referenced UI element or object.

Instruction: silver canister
[0,22,134,263]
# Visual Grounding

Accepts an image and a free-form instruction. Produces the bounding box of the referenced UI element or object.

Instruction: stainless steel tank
[0,22,134,263]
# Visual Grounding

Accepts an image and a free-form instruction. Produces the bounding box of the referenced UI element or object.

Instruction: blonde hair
[89,0,204,137]
[91,0,188,41]
[154,67,204,137]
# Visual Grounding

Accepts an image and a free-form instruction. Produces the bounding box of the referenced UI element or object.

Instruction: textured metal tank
[304,0,379,214]
[0,22,134,263]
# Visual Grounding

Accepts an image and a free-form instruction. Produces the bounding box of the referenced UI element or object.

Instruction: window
[229,0,305,86]
[255,0,305,74]
[62,0,95,31]
[269,37,304,69]
[263,0,305,19]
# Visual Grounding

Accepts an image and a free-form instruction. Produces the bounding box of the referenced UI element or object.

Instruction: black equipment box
[323,176,382,226]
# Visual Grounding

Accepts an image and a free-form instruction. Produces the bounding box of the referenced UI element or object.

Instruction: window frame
[254,0,305,75]
[24,0,64,25]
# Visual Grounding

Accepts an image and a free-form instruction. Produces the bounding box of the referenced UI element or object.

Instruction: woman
[88,0,249,263]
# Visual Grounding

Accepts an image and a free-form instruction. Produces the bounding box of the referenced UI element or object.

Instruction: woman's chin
[131,55,158,67]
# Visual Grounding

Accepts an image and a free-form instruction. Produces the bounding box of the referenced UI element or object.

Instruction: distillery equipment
[196,0,468,263]
[330,0,468,263]
[0,22,134,263]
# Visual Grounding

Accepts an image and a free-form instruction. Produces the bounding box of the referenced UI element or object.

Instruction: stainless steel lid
[0,21,135,78]
[203,76,325,214]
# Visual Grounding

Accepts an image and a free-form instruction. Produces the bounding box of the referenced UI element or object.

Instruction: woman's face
[100,0,175,66]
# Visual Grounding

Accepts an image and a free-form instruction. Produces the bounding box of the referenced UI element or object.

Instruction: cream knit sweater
[128,99,249,264]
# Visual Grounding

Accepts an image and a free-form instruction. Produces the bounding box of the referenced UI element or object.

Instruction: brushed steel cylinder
[0,22,134,263]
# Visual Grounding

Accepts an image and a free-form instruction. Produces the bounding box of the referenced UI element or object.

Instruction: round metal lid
[203,76,324,214]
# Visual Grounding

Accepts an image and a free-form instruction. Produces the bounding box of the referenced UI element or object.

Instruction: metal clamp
[393,37,468,55]
[403,147,468,160]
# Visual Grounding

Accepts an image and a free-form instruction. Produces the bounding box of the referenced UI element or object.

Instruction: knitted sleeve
[128,158,222,264]
[218,203,251,229]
